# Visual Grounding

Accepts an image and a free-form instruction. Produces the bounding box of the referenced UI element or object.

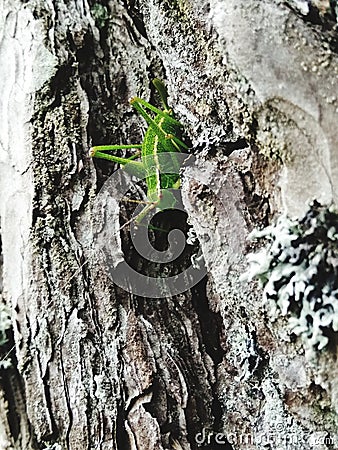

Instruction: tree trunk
[0,0,337,449]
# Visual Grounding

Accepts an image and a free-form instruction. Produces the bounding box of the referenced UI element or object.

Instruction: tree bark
[0,0,337,449]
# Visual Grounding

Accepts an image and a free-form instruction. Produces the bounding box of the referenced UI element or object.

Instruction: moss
[91,4,110,29]
[158,0,192,22]
[255,107,296,163]
[242,201,338,354]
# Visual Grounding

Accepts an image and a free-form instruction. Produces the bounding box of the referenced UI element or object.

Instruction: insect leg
[152,78,170,110]
[121,198,154,205]
[134,202,158,224]
[118,201,159,232]
[130,97,183,127]
[166,134,189,151]
[90,148,146,178]
[130,100,184,153]
[89,144,142,157]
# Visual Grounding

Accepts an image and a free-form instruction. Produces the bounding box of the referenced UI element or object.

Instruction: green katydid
[89,78,189,225]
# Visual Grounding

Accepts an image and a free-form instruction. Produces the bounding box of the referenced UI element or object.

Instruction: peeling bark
[0,0,337,449]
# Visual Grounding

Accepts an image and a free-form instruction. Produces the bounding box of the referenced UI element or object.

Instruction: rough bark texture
[0,0,337,449]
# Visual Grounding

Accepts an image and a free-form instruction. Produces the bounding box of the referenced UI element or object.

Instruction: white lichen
[0,301,11,347]
[242,202,338,353]
[0,299,11,368]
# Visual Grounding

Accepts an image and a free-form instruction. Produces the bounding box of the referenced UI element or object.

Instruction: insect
[89,78,189,225]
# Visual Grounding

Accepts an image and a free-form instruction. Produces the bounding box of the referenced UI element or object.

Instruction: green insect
[89,78,188,224]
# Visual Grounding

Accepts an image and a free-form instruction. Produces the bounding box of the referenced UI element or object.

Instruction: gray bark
[0,0,337,449]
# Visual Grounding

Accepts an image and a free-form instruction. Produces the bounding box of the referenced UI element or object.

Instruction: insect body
[89,79,188,223]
